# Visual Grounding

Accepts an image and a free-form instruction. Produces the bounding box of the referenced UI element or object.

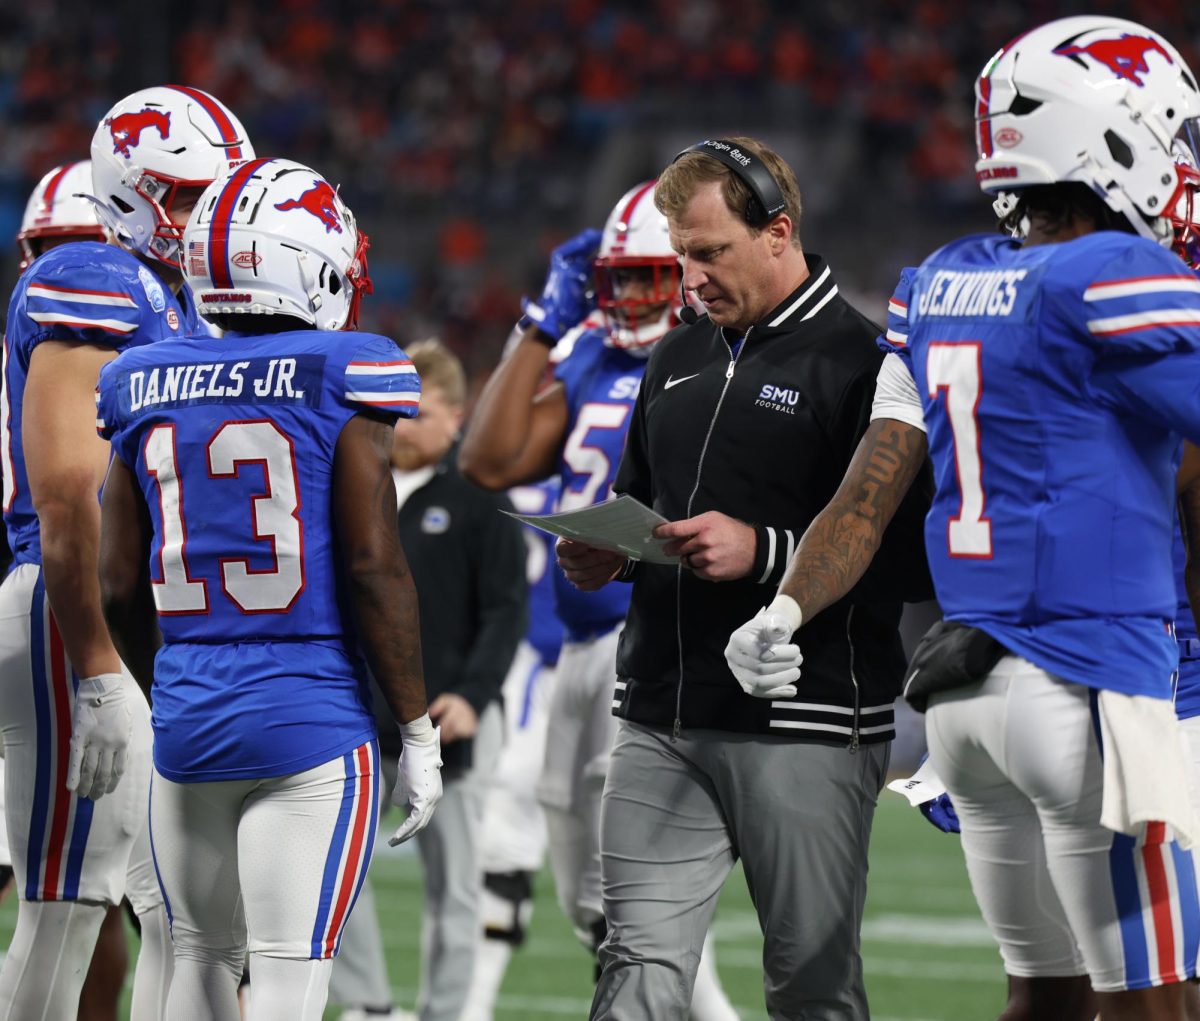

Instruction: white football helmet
[183,158,372,331]
[16,161,105,270]
[593,180,682,350]
[90,85,254,270]
[975,16,1200,246]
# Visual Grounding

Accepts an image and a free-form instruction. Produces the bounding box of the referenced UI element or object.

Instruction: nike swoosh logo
[664,373,699,390]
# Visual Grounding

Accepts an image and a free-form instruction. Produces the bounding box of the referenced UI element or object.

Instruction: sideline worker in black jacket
[558,136,930,1021]
[334,339,527,1021]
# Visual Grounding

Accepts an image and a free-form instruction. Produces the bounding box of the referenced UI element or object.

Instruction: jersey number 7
[144,420,304,614]
[926,342,993,558]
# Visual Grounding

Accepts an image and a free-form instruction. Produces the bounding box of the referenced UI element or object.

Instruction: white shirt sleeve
[870,353,926,432]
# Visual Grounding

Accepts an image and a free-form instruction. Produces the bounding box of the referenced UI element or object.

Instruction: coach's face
[391,385,463,471]
[669,180,786,333]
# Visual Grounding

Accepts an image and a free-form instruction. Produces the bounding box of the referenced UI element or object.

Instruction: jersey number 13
[144,420,304,615]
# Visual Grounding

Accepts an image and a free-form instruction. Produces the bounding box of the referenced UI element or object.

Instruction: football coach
[556,136,931,1020]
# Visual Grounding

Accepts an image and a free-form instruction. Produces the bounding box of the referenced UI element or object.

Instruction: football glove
[520,227,601,343]
[389,713,444,846]
[885,755,961,834]
[67,673,132,800]
[724,596,804,699]
[919,793,961,834]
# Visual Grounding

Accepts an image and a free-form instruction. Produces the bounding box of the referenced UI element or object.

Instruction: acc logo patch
[421,507,451,535]
[232,251,261,268]
[166,309,180,331]
[995,128,1023,149]
[138,265,166,313]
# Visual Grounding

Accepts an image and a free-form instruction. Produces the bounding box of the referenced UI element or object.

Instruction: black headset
[672,139,787,227]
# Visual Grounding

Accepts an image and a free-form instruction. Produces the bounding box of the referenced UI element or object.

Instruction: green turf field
[0,795,1007,1019]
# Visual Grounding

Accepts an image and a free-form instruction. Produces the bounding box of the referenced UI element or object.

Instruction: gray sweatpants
[591,720,889,1021]
[415,703,504,1021]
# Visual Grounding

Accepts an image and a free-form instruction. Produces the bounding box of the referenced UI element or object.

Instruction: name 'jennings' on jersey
[876,231,1200,700]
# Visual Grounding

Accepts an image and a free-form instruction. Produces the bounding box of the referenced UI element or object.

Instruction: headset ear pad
[743,194,767,227]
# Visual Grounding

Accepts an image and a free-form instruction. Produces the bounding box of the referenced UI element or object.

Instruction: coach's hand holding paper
[505,494,678,565]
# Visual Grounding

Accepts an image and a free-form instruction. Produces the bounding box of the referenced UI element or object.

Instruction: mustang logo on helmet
[1054,33,1173,87]
[273,180,343,234]
[105,109,172,159]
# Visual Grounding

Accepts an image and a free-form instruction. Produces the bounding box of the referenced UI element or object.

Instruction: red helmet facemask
[343,229,374,331]
[593,257,682,350]
[1169,160,1200,271]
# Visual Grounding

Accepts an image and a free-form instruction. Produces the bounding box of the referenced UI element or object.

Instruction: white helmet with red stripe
[17,161,105,270]
[183,158,372,331]
[974,16,1200,247]
[90,85,254,270]
[594,180,681,350]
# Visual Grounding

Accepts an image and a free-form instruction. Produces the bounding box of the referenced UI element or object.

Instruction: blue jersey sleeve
[17,249,145,347]
[1077,251,1200,439]
[340,334,420,420]
[1078,244,1200,355]
[95,360,119,441]
[877,267,916,368]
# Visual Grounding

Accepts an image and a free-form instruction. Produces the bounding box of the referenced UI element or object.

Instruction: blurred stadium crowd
[0,0,1197,390]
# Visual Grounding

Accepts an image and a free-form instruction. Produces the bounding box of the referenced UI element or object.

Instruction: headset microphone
[678,278,699,325]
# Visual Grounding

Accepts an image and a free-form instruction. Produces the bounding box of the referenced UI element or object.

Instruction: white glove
[724,596,804,699]
[67,673,132,800]
[389,713,443,846]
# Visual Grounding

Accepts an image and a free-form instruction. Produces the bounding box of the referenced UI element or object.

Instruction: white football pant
[928,656,1200,992]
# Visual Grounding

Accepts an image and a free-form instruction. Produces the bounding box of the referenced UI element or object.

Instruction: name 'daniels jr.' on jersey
[121,355,321,415]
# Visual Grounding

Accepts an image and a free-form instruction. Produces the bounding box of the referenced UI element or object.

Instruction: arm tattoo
[779,420,927,620]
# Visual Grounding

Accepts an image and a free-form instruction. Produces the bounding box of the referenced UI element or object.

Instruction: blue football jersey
[882,231,1200,699]
[97,328,420,781]
[508,479,565,666]
[2,242,205,566]
[553,327,645,639]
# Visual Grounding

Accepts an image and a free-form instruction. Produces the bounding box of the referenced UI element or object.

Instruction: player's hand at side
[389,713,444,846]
[919,792,961,834]
[521,228,602,342]
[67,673,133,800]
[655,511,756,581]
[429,692,478,743]
[724,598,804,699]
[556,538,627,591]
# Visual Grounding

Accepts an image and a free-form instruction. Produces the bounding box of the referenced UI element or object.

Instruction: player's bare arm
[334,412,427,724]
[24,340,122,677]
[778,417,928,621]
[98,454,160,698]
[457,334,569,489]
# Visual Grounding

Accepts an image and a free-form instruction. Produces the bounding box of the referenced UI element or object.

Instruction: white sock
[247,954,332,1021]
[460,937,514,1021]
[130,903,174,1021]
[689,931,739,1021]
[0,898,106,1020]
